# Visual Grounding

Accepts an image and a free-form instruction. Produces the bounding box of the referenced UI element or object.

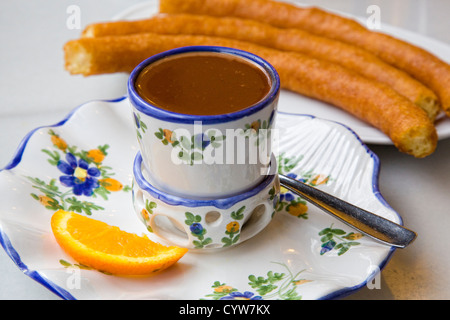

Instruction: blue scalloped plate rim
[0,96,398,300]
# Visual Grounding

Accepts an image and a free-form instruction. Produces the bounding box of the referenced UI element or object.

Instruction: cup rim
[128,46,280,125]
[133,151,277,210]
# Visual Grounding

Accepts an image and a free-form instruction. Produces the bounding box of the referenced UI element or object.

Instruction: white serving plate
[0,97,398,299]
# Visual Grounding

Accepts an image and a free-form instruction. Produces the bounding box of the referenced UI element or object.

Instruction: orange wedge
[51,210,188,275]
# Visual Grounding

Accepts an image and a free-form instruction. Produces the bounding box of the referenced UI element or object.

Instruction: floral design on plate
[0,97,400,300]
[28,129,131,215]
[204,262,311,300]
[273,152,361,255]
[319,225,364,256]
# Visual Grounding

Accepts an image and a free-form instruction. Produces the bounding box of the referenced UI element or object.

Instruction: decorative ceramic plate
[0,97,399,300]
[114,0,450,144]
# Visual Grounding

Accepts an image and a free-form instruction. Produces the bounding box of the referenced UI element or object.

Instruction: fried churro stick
[82,14,439,120]
[159,0,450,118]
[64,33,437,157]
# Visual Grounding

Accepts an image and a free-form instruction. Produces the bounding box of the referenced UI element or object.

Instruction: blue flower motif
[194,133,211,150]
[57,153,101,196]
[220,291,263,300]
[280,192,295,202]
[280,173,302,203]
[287,172,308,183]
[190,222,204,235]
[320,240,337,255]
[288,172,308,184]
[286,172,297,179]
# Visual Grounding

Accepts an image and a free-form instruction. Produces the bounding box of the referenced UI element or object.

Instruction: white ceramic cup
[128,46,280,198]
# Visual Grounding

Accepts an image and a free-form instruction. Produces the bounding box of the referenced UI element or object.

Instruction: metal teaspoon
[278,174,417,248]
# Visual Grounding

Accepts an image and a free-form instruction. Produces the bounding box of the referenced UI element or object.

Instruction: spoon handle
[278,174,417,248]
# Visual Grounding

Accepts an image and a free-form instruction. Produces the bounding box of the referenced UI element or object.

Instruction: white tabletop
[0,0,449,300]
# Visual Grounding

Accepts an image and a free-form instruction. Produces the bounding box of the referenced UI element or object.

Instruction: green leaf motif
[185,212,201,225]
[203,262,306,300]
[318,224,363,256]
[230,206,245,220]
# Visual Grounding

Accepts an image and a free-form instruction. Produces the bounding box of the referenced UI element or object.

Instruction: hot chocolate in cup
[128,46,280,198]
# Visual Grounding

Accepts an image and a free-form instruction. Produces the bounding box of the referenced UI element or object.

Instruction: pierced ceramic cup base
[132,152,280,252]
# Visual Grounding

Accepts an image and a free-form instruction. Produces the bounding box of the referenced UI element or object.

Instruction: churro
[82,14,439,120]
[64,33,437,157]
[159,0,450,117]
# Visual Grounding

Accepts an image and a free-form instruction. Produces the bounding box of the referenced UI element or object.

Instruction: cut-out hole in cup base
[134,189,145,211]
[151,214,189,247]
[241,203,270,240]
[205,211,222,227]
